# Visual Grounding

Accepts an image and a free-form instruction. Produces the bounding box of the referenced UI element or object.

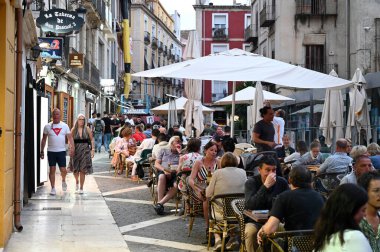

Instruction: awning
[290,104,324,115]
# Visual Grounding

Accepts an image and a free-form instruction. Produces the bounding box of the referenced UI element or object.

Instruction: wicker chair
[149,158,158,204]
[208,193,245,252]
[231,198,246,252]
[262,230,314,252]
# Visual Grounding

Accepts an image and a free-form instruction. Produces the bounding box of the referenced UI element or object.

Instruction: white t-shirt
[43,121,71,152]
[320,230,372,252]
[272,116,285,146]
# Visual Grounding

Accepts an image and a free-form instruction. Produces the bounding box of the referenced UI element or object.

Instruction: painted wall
[0,1,16,247]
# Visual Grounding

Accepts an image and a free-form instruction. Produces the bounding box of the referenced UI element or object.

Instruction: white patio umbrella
[345,68,372,144]
[249,81,264,133]
[319,69,344,146]
[183,31,204,137]
[133,49,353,133]
[167,95,178,129]
[150,96,214,114]
[213,86,294,105]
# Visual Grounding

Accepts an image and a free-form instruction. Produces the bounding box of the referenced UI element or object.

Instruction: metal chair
[149,158,158,204]
[245,151,280,177]
[231,198,246,252]
[313,172,346,198]
[262,230,314,252]
[208,193,245,252]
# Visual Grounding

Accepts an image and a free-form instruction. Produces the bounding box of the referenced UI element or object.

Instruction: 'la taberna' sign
[36,8,84,34]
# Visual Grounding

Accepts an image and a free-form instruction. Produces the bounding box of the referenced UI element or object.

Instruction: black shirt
[102,117,112,134]
[270,188,324,230]
[276,146,296,160]
[245,175,289,212]
[110,118,121,135]
[253,120,275,152]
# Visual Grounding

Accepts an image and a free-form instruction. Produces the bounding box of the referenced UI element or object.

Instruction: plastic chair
[208,193,245,252]
[262,230,314,252]
[231,198,246,252]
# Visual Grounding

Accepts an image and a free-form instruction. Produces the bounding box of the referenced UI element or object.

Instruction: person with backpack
[93,113,105,153]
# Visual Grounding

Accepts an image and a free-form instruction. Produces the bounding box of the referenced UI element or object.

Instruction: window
[152,24,156,37]
[212,13,228,37]
[211,44,228,102]
[243,44,251,52]
[271,39,275,59]
[245,14,252,29]
[305,45,324,72]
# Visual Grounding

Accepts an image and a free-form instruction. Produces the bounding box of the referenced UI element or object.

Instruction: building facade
[245,0,380,143]
[194,2,250,124]
[130,0,183,113]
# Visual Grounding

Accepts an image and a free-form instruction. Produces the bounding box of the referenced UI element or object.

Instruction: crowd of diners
[104,107,380,251]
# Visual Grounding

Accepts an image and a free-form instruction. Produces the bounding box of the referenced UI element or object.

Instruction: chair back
[140,149,153,160]
[313,172,346,197]
[265,230,314,252]
[210,193,245,221]
[231,199,246,244]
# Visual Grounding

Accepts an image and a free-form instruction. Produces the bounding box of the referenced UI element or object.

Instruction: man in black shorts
[40,108,75,195]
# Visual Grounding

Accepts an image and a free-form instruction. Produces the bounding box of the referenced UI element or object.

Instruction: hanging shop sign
[38,37,63,59]
[36,8,84,34]
[69,53,84,68]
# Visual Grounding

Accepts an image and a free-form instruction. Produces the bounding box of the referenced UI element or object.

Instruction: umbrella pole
[231,81,236,137]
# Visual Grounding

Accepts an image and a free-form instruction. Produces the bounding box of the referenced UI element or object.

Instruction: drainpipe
[345,0,350,127]
[121,0,131,99]
[14,8,23,232]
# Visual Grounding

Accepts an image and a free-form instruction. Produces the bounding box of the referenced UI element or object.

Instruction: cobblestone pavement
[92,151,212,252]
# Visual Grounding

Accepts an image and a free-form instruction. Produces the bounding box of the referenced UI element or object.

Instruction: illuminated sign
[38,37,63,59]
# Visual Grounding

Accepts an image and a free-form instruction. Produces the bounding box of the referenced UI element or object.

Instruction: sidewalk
[5,153,130,252]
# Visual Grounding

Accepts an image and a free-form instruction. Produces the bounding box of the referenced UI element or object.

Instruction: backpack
[94,120,103,134]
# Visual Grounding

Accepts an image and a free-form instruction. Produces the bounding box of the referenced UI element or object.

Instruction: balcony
[295,0,337,16]
[260,4,276,27]
[151,37,158,50]
[244,24,258,44]
[158,41,163,53]
[212,27,228,41]
[90,62,100,88]
[163,45,168,56]
[167,49,172,60]
[144,31,151,45]
[295,63,338,74]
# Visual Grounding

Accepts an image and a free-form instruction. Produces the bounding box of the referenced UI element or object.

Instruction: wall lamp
[26,45,43,61]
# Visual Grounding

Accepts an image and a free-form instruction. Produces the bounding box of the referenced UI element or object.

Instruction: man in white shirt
[272,109,285,148]
[40,108,75,196]
[125,114,135,126]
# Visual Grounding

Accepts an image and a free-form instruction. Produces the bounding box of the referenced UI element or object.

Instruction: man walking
[102,112,112,152]
[93,113,105,152]
[40,108,75,195]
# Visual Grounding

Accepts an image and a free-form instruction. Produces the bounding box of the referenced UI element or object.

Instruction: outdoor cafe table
[244,210,269,223]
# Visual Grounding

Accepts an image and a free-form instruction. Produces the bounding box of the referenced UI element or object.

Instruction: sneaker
[154,203,164,215]
[62,181,67,192]
[213,240,222,251]
[79,189,84,194]
[50,188,56,196]
[75,183,79,192]
[225,238,239,251]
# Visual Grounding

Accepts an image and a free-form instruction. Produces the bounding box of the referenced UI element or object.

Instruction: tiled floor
[4,164,130,252]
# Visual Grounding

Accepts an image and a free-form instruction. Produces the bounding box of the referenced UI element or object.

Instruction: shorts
[47,151,67,167]
[157,170,177,189]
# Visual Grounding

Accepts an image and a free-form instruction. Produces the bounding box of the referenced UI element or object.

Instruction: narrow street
[92,152,209,252]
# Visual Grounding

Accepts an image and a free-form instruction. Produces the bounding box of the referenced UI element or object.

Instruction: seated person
[153,136,182,215]
[221,137,244,168]
[293,141,323,168]
[350,145,369,160]
[152,133,168,159]
[224,126,238,144]
[257,166,324,244]
[213,135,225,158]
[367,143,380,170]
[245,156,289,252]
[206,152,247,251]
[132,124,146,144]
[284,140,308,163]
[340,155,374,185]
[358,171,380,252]
[113,128,135,174]
[315,138,352,175]
[276,135,295,162]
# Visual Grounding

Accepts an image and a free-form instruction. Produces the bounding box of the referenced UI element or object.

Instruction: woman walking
[70,114,94,194]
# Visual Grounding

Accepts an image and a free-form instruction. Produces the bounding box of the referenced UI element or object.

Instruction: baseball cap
[214,135,224,142]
